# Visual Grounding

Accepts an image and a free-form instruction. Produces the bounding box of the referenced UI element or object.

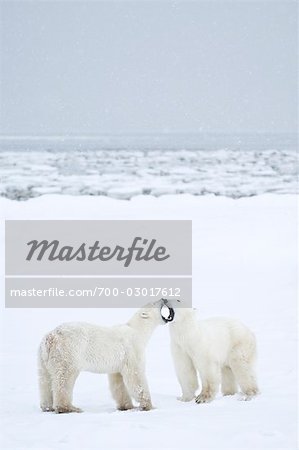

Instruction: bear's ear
[140,311,149,319]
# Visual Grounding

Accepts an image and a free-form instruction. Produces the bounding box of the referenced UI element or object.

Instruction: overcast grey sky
[0,0,297,135]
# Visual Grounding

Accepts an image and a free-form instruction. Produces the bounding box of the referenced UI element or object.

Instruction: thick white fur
[169,309,259,403]
[38,305,164,413]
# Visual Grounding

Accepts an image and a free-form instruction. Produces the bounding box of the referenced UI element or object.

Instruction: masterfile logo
[25,237,170,267]
[5,220,192,308]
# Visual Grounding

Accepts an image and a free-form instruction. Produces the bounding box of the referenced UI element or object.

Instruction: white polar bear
[169,308,259,403]
[38,301,174,414]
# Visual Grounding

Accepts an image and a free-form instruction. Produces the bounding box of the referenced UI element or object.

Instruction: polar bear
[38,300,174,414]
[169,308,259,403]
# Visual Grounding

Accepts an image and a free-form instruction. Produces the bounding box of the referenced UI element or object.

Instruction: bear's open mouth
[160,300,175,323]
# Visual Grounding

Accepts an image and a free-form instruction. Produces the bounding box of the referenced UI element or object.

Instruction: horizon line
[0,131,296,140]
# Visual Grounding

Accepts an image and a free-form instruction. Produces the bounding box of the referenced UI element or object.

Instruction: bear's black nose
[160,302,175,323]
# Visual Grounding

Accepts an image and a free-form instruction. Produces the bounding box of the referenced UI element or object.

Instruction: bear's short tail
[39,332,56,364]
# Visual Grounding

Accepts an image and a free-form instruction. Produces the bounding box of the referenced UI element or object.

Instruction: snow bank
[0,194,297,449]
[0,146,297,200]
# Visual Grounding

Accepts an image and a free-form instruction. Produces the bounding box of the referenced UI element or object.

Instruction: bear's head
[167,306,197,324]
[137,298,177,326]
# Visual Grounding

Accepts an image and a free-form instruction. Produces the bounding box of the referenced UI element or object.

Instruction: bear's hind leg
[51,366,82,414]
[38,356,54,412]
[230,361,259,400]
[229,346,259,400]
[108,373,134,410]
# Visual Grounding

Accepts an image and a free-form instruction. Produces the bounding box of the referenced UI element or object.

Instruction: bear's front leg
[171,342,199,402]
[195,362,221,404]
[108,373,134,411]
[121,361,153,411]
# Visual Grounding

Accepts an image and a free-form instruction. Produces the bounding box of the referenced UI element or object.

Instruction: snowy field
[0,193,297,449]
[0,134,297,200]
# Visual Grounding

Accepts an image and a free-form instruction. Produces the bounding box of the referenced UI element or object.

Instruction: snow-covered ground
[0,134,297,200]
[0,194,297,449]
